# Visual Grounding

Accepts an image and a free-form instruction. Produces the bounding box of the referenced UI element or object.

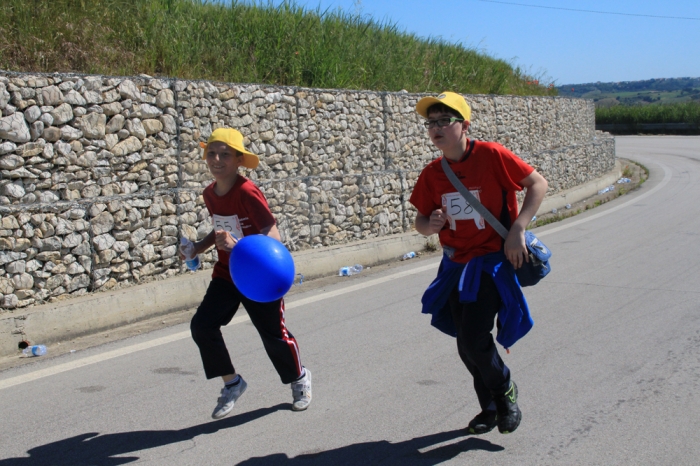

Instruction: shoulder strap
[440,156,510,239]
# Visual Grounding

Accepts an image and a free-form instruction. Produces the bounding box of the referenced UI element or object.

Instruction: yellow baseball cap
[416,92,471,122]
[199,128,260,169]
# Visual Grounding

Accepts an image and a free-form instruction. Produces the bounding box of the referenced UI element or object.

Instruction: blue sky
[249,0,700,85]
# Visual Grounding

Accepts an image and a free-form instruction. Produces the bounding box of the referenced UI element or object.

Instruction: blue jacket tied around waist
[421,251,533,349]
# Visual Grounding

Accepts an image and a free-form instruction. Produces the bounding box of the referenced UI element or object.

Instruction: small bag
[440,157,551,287]
[515,230,551,286]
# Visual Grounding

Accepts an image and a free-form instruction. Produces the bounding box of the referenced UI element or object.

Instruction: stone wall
[0,71,614,310]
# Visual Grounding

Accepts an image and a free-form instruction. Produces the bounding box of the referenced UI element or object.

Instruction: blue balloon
[229,234,295,302]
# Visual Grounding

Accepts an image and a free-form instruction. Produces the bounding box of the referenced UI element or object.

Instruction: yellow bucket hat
[416,91,471,122]
[199,128,260,169]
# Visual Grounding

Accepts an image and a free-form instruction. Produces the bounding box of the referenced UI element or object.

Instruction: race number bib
[441,191,485,231]
[212,214,244,239]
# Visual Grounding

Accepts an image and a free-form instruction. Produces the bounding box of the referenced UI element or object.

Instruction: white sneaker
[212,377,247,419]
[291,368,312,411]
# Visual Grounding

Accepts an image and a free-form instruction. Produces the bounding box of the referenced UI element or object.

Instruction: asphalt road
[0,136,698,465]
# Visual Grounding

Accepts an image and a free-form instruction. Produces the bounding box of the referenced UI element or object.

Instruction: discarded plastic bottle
[180,238,201,271]
[22,345,47,357]
[339,264,363,276]
[402,251,416,261]
[598,185,615,195]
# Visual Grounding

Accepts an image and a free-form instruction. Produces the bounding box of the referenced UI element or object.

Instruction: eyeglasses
[423,117,464,129]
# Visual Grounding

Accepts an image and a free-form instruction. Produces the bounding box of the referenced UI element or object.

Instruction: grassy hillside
[0,0,555,96]
[558,77,700,107]
[596,102,700,125]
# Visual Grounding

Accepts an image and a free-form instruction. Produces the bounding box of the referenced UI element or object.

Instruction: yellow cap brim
[416,97,443,119]
[200,141,260,169]
[416,92,471,121]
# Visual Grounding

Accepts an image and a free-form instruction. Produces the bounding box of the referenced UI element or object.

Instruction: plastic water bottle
[402,251,416,261]
[339,264,363,276]
[180,238,200,271]
[22,345,47,357]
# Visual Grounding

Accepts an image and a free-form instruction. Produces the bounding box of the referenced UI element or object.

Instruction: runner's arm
[260,223,282,241]
[504,170,548,268]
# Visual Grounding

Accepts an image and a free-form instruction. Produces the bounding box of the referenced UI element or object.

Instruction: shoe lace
[217,386,235,404]
[292,380,310,399]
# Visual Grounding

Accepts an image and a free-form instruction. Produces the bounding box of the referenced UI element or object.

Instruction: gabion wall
[0,72,614,309]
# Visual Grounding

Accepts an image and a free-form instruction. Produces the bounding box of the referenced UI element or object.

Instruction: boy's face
[426,110,469,152]
[205,141,244,180]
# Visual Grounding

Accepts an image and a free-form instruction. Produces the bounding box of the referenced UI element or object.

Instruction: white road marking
[0,262,439,391]
[284,262,439,310]
[537,162,671,238]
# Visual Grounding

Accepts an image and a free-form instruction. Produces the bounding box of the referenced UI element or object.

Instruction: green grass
[596,102,700,125]
[590,90,700,108]
[595,90,698,107]
[558,77,700,103]
[637,163,649,185]
[530,211,578,228]
[0,0,556,96]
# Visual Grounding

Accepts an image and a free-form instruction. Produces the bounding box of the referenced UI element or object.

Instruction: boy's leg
[190,278,242,379]
[240,294,304,384]
[450,273,520,433]
[457,345,496,411]
[240,293,311,410]
[457,348,499,434]
[449,274,510,399]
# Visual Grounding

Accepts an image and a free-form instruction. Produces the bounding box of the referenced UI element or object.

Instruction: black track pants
[449,272,511,411]
[190,277,303,384]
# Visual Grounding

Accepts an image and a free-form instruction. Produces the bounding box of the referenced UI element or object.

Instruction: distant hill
[556,77,700,107]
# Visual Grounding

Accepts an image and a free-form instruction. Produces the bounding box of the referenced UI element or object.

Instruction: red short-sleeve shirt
[409,140,534,264]
[203,176,276,282]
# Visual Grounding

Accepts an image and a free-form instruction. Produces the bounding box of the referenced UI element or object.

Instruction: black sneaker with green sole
[493,381,522,434]
[467,409,498,434]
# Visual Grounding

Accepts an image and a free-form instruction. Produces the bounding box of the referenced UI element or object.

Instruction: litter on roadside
[598,185,615,195]
[617,177,632,184]
[22,345,47,357]
[339,264,363,276]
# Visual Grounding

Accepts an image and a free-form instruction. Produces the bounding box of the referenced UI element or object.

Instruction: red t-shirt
[203,176,276,282]
[409,140,534,264]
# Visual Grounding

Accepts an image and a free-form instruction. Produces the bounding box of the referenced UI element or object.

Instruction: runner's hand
[504,229,528,269]
[214,230,237,252]
[428,208,448,234]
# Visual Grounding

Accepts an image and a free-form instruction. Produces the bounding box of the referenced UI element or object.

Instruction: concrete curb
[0,231,436,358]
[1,272,211,358]
[0,163,624,357]
[537,160,622,215]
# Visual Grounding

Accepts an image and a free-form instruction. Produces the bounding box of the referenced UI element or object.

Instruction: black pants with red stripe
[190,277,303,384]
